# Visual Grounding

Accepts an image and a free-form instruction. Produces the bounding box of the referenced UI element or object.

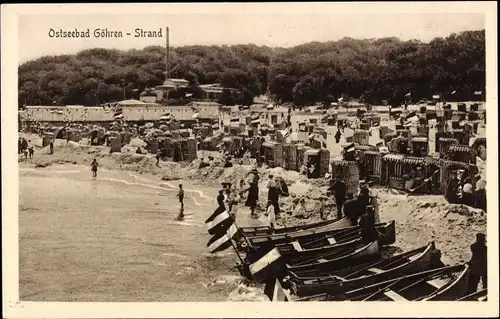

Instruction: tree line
[18,30,484,107]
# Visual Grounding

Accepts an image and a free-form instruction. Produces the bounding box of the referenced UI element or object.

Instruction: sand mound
[379,193,486,264]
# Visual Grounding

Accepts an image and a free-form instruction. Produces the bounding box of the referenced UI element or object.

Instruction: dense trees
[18,30,484,107]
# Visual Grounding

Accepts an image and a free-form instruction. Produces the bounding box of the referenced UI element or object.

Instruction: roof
[201,88,224,93]
[262,141,278,148]
[440,160,472,169]
[448,145,474,153]
[186,101,221,107]
[383,153,405,161]
[355,144,378,151]
[164,78,189,83]
[331,160,358,166]
[305,149,321,155]
[117,99,145,105]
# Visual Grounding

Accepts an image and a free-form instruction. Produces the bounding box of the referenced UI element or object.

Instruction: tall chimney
[165,27,170,79]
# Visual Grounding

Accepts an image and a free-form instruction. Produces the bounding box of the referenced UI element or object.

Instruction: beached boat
[245,220,395,250]
[289,242,437,296]
[457,288,487,301]
[286,241,380,274]
[284,238,379,266]
[243,217,354,240]
[239,218,343,236]
[297,264,470,301]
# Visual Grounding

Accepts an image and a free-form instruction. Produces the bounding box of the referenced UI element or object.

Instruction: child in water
[177,184,185,220]
[91,159,98,179]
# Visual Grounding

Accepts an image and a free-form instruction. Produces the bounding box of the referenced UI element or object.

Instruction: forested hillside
[18,30,484,107]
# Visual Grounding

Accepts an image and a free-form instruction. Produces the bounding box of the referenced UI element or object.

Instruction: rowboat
[286,240,380,274]
[243,217,354,240]
[239,218,343,236]
[289,242,437,296]
[298,264,470,301]
[286,238,379,266]
[245,221,395,251]
[457,288,487,301]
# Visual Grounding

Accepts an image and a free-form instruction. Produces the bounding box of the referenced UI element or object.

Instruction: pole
[165,26,170,78]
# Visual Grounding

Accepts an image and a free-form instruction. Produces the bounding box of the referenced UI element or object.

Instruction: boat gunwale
[286,240,380,272]
[295,241,435,284]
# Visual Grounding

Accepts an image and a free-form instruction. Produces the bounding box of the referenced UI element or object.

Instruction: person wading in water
[91,159,98,179]
[177,184,185,220]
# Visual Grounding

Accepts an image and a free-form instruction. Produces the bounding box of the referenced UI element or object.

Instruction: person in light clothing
[266,200,277,230]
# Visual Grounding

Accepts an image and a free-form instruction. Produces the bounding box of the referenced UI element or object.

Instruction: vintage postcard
[2,2,498,318]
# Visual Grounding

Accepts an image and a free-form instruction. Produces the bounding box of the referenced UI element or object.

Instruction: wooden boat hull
[287,240,381,274]
[246,220,395,250]
[285,239,375,265]
[457,289,487,301]
[332,264,470,301]
[244,217,354,241]
[290,242,436,297]
[240,218,341,236]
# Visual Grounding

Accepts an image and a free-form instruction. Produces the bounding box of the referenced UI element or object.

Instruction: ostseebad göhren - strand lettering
[48,28,163,38]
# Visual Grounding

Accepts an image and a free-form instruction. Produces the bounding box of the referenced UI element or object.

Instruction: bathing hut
[262,141,283,168]
[330,160,360,197]
[447,145,477,165]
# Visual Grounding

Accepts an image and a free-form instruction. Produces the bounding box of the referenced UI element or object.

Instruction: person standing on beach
[334,129,342,144]
[91,159,98,179]
[177,184,185,220]
[328,175,347,219]
[466,233,487,294]
[156,149,161,166]
[241,174,259,218]
[49,140,54,154]
[266,174,281,218]
[27,140,34,159]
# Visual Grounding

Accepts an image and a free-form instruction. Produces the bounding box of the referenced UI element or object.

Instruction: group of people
[212,170,289,229]
[328,176,381,243]
[18,137,35,159]
[446,170,487,211]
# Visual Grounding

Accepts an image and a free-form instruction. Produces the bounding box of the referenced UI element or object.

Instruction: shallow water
[19,164,244,301]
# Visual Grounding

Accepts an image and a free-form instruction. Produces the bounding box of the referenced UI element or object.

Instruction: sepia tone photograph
[2,2,498,318]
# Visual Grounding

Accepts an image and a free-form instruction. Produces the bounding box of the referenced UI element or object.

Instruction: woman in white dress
[267,200,277,229]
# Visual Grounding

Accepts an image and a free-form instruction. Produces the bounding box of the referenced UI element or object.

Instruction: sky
[16,4,485,64]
